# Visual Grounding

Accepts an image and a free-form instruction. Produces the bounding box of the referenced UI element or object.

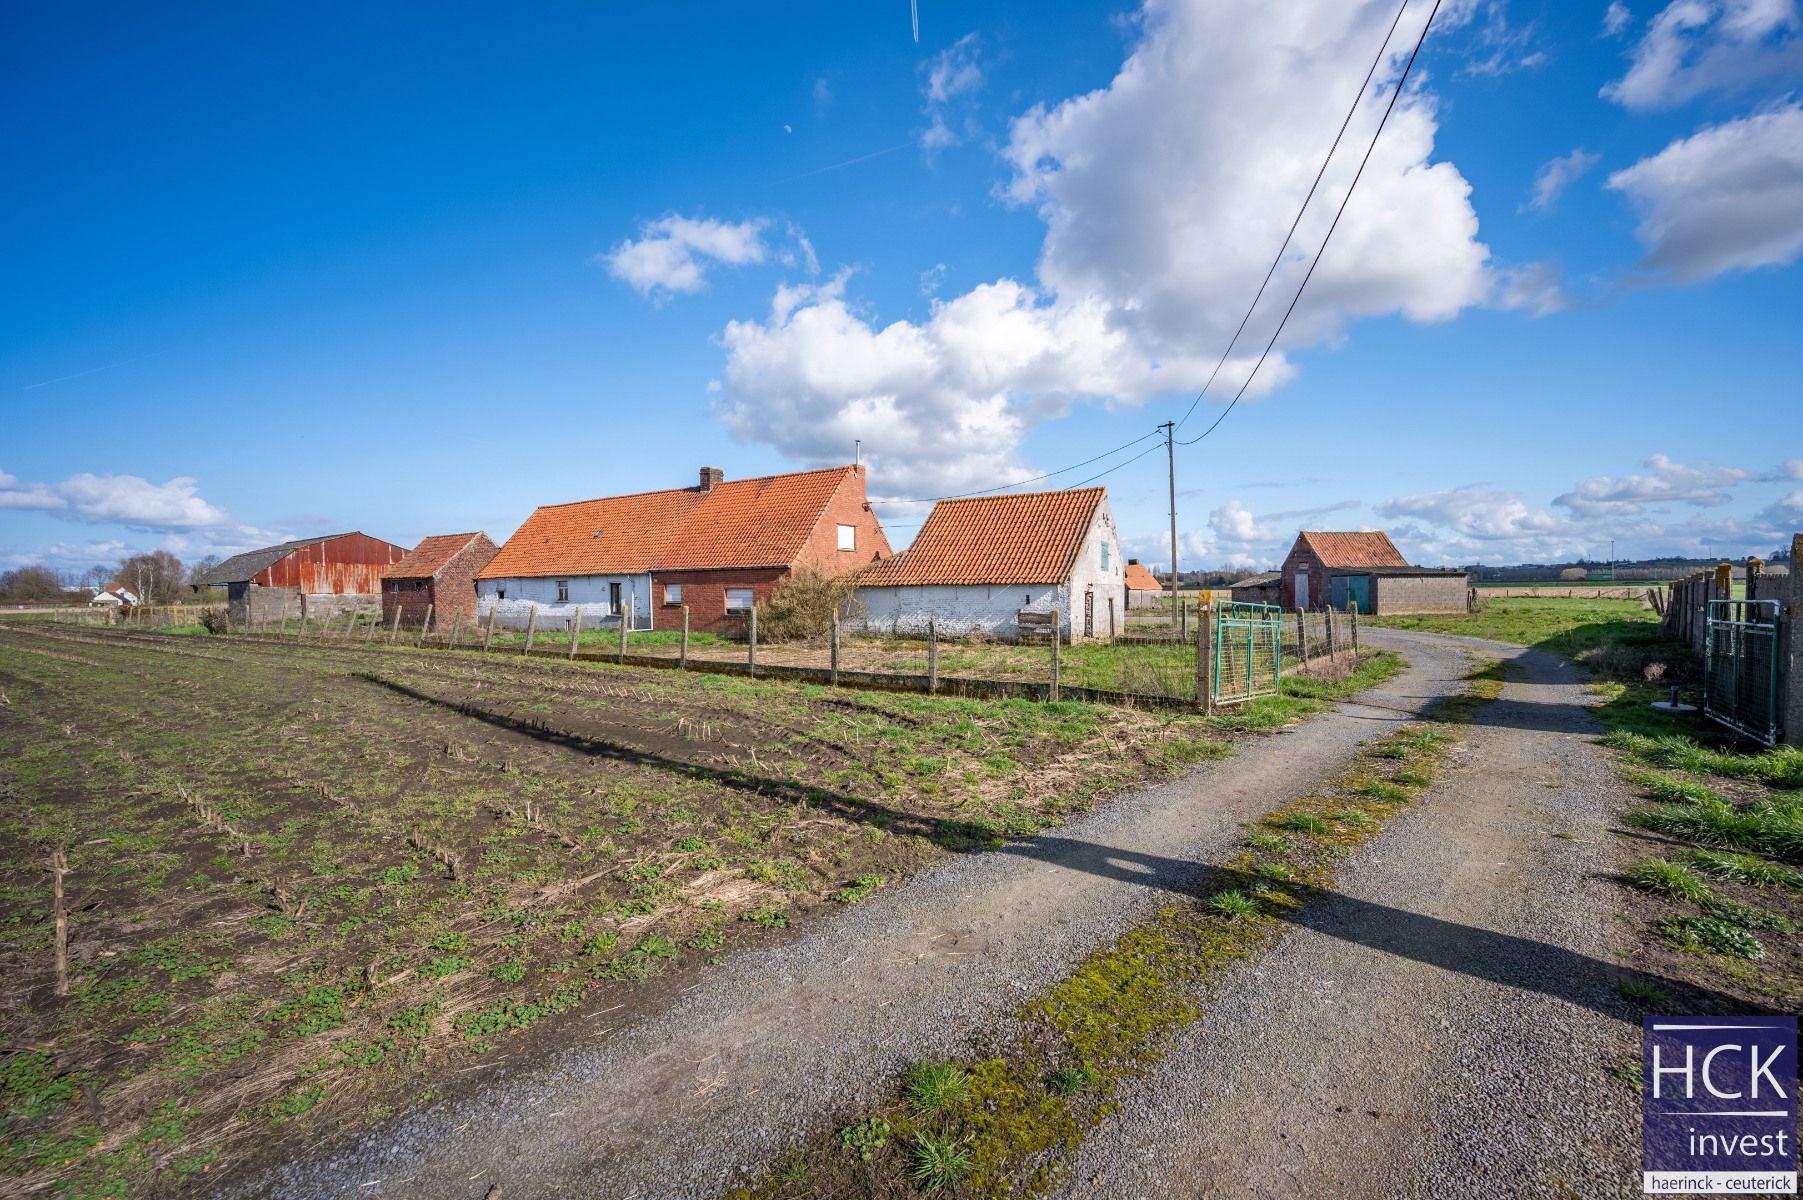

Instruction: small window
[556,580,569,603]
[836,523,856,552]
[415,580,426,591]
[664,583,682,606]
[725,588,754,614]
[1101,541,1111,571]
[497,588,506,600]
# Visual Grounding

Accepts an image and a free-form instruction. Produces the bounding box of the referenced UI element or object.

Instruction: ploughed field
[0,623,1229,1198]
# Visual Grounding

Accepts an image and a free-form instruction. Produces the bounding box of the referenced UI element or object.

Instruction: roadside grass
[724,659,1499,1200]
[1398,595,1803,1008]
[0,624,1245,1198]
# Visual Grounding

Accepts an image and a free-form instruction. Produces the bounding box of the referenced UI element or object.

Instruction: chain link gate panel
[1703,599,1781,746]
[1214,602,1284,706]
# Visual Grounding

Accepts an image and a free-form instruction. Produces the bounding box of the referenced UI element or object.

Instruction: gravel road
[1056,629,1644,1199]
[220,634,1477,1199]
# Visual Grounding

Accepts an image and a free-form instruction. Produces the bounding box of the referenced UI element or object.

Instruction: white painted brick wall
[476,574,652,630]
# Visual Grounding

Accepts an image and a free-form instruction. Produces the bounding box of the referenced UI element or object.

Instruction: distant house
[1228,571,1281,606]
[193,533,409,624]
[477,465,891,635]
[382,533,499,630]
[854,487,1124,642]
[1280,531,1468,614]
[1123,559,1164,610]
[90,586,138,608]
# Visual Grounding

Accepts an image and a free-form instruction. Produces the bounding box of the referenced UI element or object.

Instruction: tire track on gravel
[218,636,1477,1200]
[1057,630,1640,1199]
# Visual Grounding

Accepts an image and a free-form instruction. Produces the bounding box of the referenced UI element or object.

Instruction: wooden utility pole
[1162,420,1179,633]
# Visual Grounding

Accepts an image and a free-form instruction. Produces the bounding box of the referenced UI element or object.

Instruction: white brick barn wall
[477,574,653,630]
[853,495,1125,642]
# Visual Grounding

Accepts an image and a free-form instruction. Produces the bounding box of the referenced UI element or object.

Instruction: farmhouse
[1124,559,1164,610]
[90,586,138,608]
[854,487,1124,642]
[477,465,890,634]
[382,532,499,630]
[1280,530,1468,615]
[194,533,409,624]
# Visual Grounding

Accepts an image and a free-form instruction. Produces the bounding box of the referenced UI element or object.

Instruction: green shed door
[1345,574,1372,613]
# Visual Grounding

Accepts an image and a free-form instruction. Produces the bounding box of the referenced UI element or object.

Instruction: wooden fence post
[1049,606,1061,702]
[830,609,840,686]
[1295,609,1307,671]
[748,604,758,677]
[365,610,378,644]
[1326,606,1338,665]
[522,604,538,655]
[1349,600,1359,655]
[618,600,630,663]
[482,606,497,652]
[1196,603,1215,715]
[679,605,690,669]
[299,592,309,636]
[388,605,403,644]
[927,617,938,694]
[569,606,583,659]
[449,615,463,649]
[417,604,433,647]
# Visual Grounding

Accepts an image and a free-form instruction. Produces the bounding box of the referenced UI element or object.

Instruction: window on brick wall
[664,583,682,605]
[725,587,753,614]
[837,524,856,551]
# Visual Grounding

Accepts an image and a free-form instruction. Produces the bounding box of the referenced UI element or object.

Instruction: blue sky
[4,0,1801,579]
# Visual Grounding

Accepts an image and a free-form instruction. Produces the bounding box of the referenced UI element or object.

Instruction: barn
[477,465,891,635]
[1123,559,1164,610]
[381,532,499,631]
[854,487,1124,642]
[194,533,409,624]
[1228,571,1282,605]
[1279,531,1468,615]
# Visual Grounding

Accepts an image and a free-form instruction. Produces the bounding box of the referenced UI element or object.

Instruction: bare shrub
[756,566,866,642]
[200,607,230,634]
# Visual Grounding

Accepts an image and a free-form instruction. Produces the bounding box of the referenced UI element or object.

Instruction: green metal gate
[1703,599,1781,746]
[1214,601,1284,706]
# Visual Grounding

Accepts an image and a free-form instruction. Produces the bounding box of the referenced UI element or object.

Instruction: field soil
[219,630,1477,1198]
[0,623,1229,1198]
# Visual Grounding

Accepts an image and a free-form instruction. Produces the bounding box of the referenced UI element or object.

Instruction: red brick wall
[381,535,498,630]
[650,568,787,634]
[792,466,893,575]
[1280,539,1329,609]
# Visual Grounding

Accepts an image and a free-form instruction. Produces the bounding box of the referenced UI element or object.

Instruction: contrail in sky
[20,353,161,391]
[769,142,911,186]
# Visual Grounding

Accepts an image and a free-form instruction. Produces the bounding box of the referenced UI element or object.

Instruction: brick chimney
[698,466,724,493]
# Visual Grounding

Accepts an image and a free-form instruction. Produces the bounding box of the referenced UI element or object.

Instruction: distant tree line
[0,549,226,606]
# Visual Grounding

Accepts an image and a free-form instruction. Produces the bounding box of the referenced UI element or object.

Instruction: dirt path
[1058,630,1642,1198]
[222,636,1478,1199]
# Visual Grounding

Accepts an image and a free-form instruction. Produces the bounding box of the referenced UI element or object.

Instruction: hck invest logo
[1644,1016,1798,1194]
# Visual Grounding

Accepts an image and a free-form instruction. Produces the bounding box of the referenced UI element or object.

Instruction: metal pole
[1163,420,1178,633]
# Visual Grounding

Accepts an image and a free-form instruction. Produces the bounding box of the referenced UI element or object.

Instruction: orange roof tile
[384,533,496,580]
[1124,562,1163,592]
[862,488,1105,587]
[1296,531,1409,569]
[479,466,860,579]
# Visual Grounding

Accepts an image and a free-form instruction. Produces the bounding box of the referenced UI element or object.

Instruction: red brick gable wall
[1280,538,1329,609]
[382,534,497,630]
[792,467,892,573]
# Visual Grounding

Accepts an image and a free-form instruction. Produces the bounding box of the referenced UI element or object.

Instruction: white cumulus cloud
[0,467,230,530]
[1607,104,1803,282]
[1554,453,1754,517]
[920,33,985,150]
[714,0,1501,496]
[1603,0,1803,110]
[1525,147,1599,210]
[1606,2,1634,35]
[601,216,772,299]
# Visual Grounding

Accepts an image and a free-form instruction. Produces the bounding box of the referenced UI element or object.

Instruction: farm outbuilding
[382,532,499,631]
[477,465,891,635]
[854,487,1124,642]
[194,533,409,624]
[1228,571,1281,605]
[1279,531,1468,615]
[1123,559,1164,610]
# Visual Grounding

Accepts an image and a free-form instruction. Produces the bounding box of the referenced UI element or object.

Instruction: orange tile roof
[862,488,1105,587]
[478,466,860,579]
[1296,531,1409,569]
[1124,562,1162,591]
[384,533,494,580]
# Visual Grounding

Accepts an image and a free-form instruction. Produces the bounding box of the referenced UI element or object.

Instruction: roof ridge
[525,464,856,513]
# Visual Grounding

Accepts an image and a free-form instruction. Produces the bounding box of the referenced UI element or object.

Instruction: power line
[1172,0,1413,436]
[1179,0,1442,449]
[874,427,1164,505]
